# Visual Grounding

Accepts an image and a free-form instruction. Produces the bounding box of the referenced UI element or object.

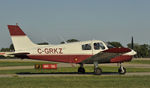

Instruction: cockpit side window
[82,44,91,50]
[94,42,105,50]
[94,43,100,50]
[105,42,114,49]
[99,43,105,49]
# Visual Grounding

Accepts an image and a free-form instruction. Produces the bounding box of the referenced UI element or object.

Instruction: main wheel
[78,67,85,74]
[94,68,102,75]
[118,67,126,74]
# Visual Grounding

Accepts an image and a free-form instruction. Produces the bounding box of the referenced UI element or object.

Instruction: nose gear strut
[94,61,102,75]
[118,63,126,74]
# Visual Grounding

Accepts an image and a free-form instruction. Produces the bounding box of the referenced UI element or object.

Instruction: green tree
[0,44,15,52]
[148,45,150,57]
[61,39,79,44]
[37,42,49,45]
[9,44,14,51]
[140,44,149,57]
[0,48,10,52]
[127,43,150,58]
[107,41,123,48]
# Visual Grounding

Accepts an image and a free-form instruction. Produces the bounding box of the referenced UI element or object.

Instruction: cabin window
[99,43,105,49]
[94,42,105,50]
[82,44,91,50]
[94,43,100,50]
[105,42,114,48]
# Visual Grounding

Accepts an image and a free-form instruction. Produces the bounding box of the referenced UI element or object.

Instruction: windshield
[105,42,115,49]
[94,42,106,50]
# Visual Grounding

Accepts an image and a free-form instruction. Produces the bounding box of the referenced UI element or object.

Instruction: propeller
[130,36,137,56]
[131,36,134,49]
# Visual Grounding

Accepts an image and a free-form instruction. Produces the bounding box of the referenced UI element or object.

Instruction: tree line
[107,41,150,58]
[0,39,150,58]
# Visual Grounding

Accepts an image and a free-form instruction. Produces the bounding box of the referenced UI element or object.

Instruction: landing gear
[94,68,102,75]
[118,63,126,74]
[78,63,85,74]
[94,61,102,75]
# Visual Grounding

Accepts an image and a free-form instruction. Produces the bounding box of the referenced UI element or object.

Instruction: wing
[81,48,131,64]
[8,52,30,58]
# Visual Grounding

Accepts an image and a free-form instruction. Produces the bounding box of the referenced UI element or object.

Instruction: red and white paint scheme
[42,64,57,69]
[7,24,136,75]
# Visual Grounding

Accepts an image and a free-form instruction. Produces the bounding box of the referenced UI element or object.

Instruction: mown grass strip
[0,61,55,67]
[128,60,150,64]
[0,66,150,74]
[0,76,150,88]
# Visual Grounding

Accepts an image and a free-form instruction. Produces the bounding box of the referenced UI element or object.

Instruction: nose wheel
[94,61,102,75]
[118,63,126,74]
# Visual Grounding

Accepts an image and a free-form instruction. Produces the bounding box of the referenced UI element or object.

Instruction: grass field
[129,60,150,64]
[0,76,150,88]
[0,58,150,67]
[0,66,150,74]
[0,59,150,74]
[0,59,150,67]
[0,59,150,88]
[0,61,55,67]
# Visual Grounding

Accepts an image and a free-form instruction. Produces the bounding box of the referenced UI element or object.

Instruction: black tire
[94,68,102,75]
[78,67,85,74]
[118,67,126,74]
[34,64,42,69]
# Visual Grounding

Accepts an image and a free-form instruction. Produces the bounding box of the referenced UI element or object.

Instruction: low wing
[81,48,132,64]
[8,52,30,58]
[9,52,30,55]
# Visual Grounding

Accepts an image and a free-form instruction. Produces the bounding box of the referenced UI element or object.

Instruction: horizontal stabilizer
[8,52,30,59]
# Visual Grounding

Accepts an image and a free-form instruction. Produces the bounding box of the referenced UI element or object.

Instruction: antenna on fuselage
[58,35,67,44]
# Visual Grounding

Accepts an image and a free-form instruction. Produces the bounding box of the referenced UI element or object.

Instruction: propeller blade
[131,36,134,49]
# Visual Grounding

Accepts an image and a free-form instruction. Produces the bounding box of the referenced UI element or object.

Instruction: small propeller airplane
[7,24,136,75]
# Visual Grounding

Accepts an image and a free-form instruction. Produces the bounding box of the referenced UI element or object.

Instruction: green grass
[129,60,150,64]
[0,60,150,88]
[0,66,150,74]
[0,61,55,67]
[0,60,150,74]
[0,76,150,88]
[0,59,149,67]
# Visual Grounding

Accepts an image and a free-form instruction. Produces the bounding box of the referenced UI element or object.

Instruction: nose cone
[132,50,137,55]
[125,49,137,56]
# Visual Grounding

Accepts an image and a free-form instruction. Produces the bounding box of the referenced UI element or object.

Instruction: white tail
[8,25,37,51]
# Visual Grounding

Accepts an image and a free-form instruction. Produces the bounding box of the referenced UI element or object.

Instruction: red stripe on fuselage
[103,48,131,53]
[27,55,92,63]
[110,55,132,63]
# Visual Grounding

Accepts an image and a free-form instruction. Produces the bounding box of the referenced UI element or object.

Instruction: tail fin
[8,24,37,51]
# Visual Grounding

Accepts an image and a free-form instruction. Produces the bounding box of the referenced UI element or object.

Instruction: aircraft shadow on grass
[16,72,120,75]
